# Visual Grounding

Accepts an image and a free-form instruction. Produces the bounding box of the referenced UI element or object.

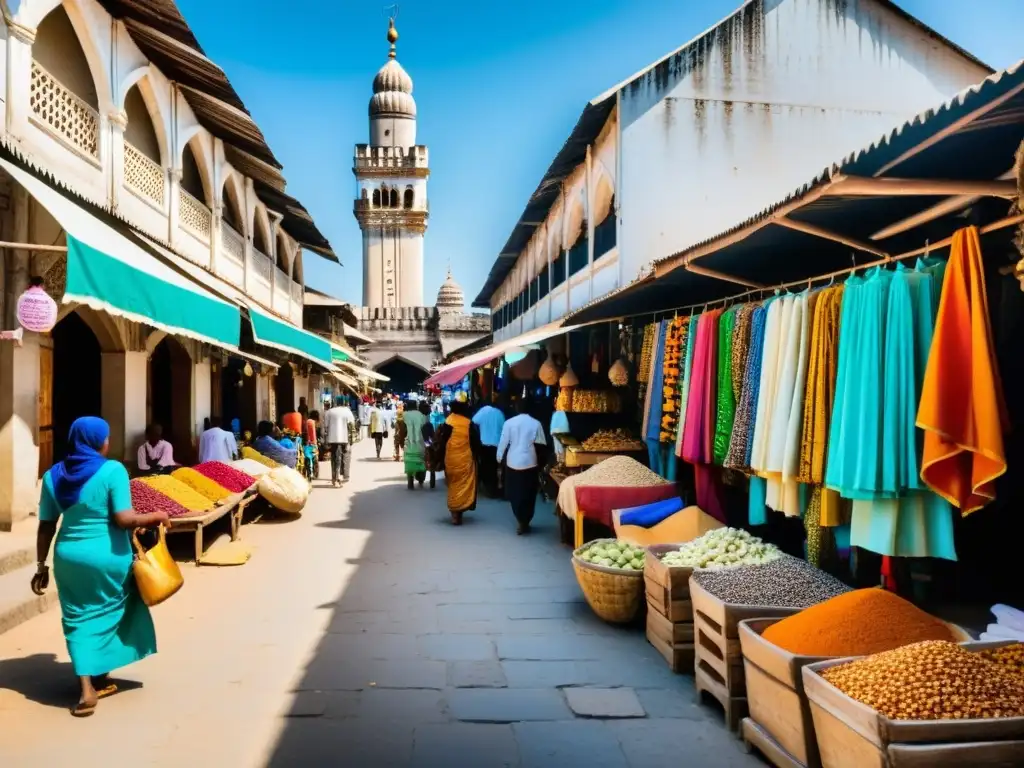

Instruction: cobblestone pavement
[0,438,760,767]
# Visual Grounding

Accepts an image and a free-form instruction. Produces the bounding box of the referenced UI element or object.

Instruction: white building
[352,19,488,384]
[0,0,337,530]
[476,0,991,340]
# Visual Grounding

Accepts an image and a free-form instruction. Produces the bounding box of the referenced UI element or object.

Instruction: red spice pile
[130,479,189,518]
[193,462,255,493]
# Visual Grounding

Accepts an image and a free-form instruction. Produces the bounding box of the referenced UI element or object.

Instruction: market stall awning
[425,320,600,387]
[2,158,241,348]
[246,304,333,367]
[337,360,390,382]
[332,371,360,390]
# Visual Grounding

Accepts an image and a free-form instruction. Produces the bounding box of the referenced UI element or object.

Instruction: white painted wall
[616,0,991,281]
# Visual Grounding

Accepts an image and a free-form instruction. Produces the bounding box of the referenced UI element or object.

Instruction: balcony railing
[273,269,290,315]
[291,280,303,308]
[221,222,245,264]
[124,141,165,206]
[30,61,99,159]
[250,247,273,284]
[179,188,212,240]
[594,213,616,260]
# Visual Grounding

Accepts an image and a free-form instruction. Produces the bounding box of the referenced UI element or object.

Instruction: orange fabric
[916,226,1008,515]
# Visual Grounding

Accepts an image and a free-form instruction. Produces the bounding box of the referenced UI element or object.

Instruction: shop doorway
[149,337,193,464]
[49,311,102,467]
[221,358,257,435]
[274,363,295,420]
[375,357,428,395]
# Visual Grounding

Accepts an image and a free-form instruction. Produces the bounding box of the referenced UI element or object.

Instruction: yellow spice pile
[822,641,1024,720]
[980,643,1024,674]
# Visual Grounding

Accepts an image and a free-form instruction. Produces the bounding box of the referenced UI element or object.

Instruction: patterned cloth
[725,303,767,471]
[712,307,737,465]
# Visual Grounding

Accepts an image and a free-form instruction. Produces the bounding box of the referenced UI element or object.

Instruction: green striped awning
[247,305,333,366]
[3,159,241,348]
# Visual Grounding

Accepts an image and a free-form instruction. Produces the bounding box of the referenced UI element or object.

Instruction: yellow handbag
[132,525,184,607]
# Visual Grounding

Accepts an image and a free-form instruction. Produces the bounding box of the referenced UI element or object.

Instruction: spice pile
[194,461,255,492]
[130,479,189,518]
[660,527,781,569]
[762,588,956,656]
[822,641,1024,720]
[138,475,213,512]
[691,554,848,607]
[172,467,232,502]
[571,456,666,487]
[242,446,278,468]
[580,429,643,452]
[980,643,1024,674]
[232,458,272,477]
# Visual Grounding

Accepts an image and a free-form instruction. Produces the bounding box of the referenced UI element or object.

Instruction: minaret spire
[387,17,398,59]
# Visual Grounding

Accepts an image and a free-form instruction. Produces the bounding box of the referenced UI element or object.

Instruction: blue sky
[176,0,1024,309]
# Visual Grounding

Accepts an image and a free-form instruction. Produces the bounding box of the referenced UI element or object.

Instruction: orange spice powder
[762,588,956,657]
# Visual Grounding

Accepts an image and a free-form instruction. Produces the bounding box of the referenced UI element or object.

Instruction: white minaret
[354,17,429,309]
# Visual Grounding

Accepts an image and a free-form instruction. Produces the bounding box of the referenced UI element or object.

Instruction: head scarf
[50,416,110,509]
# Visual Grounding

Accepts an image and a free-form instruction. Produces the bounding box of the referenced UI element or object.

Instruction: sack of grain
[257,466,309,514]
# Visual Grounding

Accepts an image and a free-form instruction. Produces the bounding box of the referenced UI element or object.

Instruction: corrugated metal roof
[472,0,991,309]
[93,0,337,262]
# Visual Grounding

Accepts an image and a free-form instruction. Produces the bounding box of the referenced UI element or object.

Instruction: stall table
[167,489,256,564]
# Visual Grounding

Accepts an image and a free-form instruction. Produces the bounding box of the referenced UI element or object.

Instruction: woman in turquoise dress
[31,417,167,716]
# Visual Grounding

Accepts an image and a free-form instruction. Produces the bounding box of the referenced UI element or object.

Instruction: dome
[436,270,465,314]
[369,20,416,118]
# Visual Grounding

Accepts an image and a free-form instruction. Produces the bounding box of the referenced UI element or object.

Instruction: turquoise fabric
[66,236,240,348]
[748,476,767,526]
[39,461,156,677]
[249,307,333,366]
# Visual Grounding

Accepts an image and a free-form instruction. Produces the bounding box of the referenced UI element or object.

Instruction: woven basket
[572,539,644,624]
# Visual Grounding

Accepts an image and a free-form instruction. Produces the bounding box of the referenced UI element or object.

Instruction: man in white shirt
[198,416,238,464]
[472,401,506,498]
[496,399,548,534]
[137,423,176,474]
[324,396,356,486]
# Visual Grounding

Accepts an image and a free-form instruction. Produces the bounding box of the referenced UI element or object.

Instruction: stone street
[0,439,758,767]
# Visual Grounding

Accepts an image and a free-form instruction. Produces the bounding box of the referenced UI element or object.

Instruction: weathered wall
[617,0,991,281]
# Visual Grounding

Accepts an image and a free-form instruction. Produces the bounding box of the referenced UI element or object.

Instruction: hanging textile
[730,305,754,407]
[772,290,813,517]
[660,317,686,443]
[675,312,698,458]
[644,321,669,472]
[712,307,738,465]
[640,321,666,441]
[918,226,1009,514]
[750,297,785,476]
[726,303,767,471]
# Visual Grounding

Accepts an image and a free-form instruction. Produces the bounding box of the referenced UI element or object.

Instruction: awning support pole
[775,217,891,259]
[685,264,766,289]
[0,241,68,252]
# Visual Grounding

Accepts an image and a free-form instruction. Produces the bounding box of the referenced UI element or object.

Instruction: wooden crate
[689,578,801,639]
[644,545,694,618]
[740,618,831,768]
[645,584,693,622]
[647,602,695,645]
[802,653,1024,768]
[696,661,748,732]
[743,718,806,768]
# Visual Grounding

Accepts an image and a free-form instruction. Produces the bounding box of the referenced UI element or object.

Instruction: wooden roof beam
[830,176,1017,198]
[685,264,766,289]
[775,217,891,259]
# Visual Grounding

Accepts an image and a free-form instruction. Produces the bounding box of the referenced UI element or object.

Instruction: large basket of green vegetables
[572,538,645,624]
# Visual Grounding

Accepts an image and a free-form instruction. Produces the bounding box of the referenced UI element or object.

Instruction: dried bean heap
[138,475,213,512]
[691,554,849,607]
[980,643,1024,674]
[823,641,1024,720]
[130,479,189,518]
[572,456,666,487]
[172,467,231,502]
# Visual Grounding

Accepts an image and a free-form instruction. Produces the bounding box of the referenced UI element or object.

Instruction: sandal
[70,700,97,717]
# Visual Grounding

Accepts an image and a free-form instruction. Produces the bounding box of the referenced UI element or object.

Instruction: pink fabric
[694,464,727,524]
[681,310,721,464]
[574,483,679,530]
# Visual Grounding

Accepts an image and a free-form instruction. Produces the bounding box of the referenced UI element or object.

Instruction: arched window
[254,210,271,257]
[361,188,369,204]
[181,142,207,202]
[390,188,399,208]
[34,7,99,110]
[403,187,414,209]
[222,181,243,233]
[277,232,291,274]
[123,84,160,162]
[381,185,390,208]
[372,189,381,207]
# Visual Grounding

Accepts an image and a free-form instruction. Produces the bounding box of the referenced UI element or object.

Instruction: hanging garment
[681,312,714,464]
[730,305,754,406]
[726,303,767,471]
[778,291,815,516]
[712,307,738,465]
[764,294,803,513]
[660,317,686,444]
[642,321,668,443]
[826,269,894,500]
[750,298,785,475]
[749,475,768,526]
[675,312,699,458]
[918,226,1008,514]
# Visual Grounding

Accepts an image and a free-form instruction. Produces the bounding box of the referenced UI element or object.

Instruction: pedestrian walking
[400,399,428,488]
[419,400,438,489]
[472,400,505,497]
[369,401,386,458]
[324,395,356,486]
[496,399,548,535]
[436,399,480,525]
[32,417,168,716]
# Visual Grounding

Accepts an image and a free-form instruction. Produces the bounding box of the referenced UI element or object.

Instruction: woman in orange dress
[437,400,480,525]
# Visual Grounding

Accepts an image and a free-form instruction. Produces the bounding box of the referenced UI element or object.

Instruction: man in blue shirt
[472,400,506,498]
[252,420,297,468]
